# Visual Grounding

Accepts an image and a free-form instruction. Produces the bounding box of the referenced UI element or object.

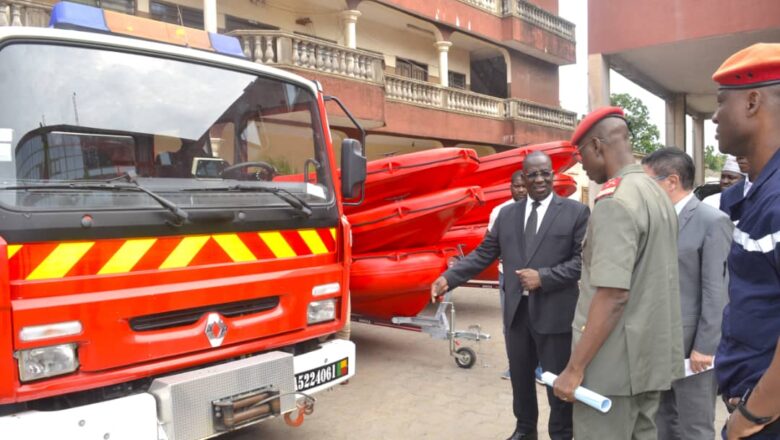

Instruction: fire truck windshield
[0,42,334,211]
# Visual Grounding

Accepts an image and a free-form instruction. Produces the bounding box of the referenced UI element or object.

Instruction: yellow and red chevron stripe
[7,228,337,281]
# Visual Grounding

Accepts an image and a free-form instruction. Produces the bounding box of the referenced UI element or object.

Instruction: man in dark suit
[642,147,733,439]
[431,151,590,440]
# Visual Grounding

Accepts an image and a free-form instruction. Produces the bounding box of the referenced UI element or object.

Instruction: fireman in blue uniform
[712,43,780,439]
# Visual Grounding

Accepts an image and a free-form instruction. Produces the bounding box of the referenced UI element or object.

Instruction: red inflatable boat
[350,246,458,320]
[348,186,484,254]
[455,183,512,226]
[438,224,499,281]
[454,171,579,226]
[449,141,577,189]
[554,173,577,198]
[344,148,480,213]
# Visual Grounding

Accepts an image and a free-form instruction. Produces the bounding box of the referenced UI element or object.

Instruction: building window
[449,71,466,89]
[68,0,135,14]
[150,1,203,29]
[396,58,428,82]
[224,15,278,32]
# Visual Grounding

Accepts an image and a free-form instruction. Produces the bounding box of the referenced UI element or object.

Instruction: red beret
[570,106,625,147]
[713,43,780,89]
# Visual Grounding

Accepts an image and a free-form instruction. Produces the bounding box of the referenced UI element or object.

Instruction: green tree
[704,145,726,171]
[610,93,663,154]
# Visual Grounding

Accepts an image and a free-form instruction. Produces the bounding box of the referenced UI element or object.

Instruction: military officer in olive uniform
[553,107,684,440]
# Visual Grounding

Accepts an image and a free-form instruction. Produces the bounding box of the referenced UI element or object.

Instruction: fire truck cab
[0,2,364,439]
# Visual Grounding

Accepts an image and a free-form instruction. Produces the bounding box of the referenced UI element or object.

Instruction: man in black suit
[431,151,590,440]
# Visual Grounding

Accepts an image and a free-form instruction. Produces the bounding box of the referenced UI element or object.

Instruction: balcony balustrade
[454,0,576,42]
[231,30,384,85]
[386,74,507,119]
[508,0,575,42]
[0,1,51,27]
[508,98,577,130]
[459,0,501,14]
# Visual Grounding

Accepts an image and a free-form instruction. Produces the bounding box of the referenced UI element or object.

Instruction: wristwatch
[736,389,774,426]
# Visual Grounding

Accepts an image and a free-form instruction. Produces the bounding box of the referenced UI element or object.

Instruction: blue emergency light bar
[48,1,245,58]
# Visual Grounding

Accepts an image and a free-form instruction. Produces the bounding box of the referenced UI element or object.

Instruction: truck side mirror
[340,138,366,201]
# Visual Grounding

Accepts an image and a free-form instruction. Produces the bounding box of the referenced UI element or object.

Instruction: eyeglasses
[651,175,668,182]
[524,170,553,180]
[575,136,605,161]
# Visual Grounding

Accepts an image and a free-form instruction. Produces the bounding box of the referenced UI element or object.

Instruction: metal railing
[0,1,51,27]
[230,30,385,85]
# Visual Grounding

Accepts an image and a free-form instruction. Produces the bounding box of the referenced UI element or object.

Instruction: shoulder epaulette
[596,177,622,202]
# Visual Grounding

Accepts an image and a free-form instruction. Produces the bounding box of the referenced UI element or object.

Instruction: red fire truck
[0,2,365,439]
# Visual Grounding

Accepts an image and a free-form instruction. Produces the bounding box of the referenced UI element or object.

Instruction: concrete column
[434,41,452,87]
[340,10,361,49]
[203,0,217,32]
[692,116,705,186]
[588,53,611,110]
[586,53,611,207]
[665,94,686,148]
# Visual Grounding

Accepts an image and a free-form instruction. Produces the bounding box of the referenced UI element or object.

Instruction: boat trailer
[352,291,490,369]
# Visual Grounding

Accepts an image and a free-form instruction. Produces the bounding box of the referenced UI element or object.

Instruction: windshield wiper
[2,177,189,226]
[182,184,312,217]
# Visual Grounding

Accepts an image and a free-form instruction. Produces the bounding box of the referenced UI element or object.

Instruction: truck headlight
[307,299,336,324]
[17,343,79,382]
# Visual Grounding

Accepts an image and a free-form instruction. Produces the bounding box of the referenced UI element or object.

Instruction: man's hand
[690,350,714,373]
[516,269,541,291]
[430,276,448,303]
[553,365,583,403]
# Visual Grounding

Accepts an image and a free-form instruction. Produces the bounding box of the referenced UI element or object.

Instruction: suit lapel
[678,196,699,233]
[525,194,561,264]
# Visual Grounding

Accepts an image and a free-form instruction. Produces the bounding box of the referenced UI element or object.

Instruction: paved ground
[227,286,728,440]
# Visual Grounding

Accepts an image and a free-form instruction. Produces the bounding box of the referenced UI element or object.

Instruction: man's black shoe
[506,430,538,440]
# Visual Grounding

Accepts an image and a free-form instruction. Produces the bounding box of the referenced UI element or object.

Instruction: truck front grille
[129,297,280,331]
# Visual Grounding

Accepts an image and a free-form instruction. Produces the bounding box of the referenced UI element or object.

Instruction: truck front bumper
[0,339,355,440]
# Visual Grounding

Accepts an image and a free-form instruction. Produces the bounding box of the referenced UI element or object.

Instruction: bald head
[523,151,552,171]
[593,117,631,149]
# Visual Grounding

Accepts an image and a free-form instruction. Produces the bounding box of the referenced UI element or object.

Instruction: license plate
[295,358,349,392]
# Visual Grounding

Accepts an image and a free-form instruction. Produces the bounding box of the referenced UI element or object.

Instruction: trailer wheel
[455,346,476,369]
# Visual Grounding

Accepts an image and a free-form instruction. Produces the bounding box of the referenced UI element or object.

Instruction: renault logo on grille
[205,313,228,347]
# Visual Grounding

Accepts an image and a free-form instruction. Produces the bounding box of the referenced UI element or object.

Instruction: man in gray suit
[642,147,733,439]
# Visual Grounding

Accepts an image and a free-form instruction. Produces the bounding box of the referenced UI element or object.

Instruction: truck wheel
[454,346,476,369]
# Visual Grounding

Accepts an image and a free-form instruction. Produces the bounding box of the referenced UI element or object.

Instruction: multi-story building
[3,0,576,160]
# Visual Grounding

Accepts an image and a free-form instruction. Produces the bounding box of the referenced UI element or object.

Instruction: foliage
[704,145,726,171]
[610,93,663,154]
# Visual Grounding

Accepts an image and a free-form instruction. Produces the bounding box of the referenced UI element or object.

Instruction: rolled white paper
[541,371,612,413]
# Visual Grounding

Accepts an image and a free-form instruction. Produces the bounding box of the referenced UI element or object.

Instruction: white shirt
[674,192,695,216]
[744,178,752,196]
[488,198,515,274]
[488,198,515,233]
[518,192,553,293]
[524,191,554,232]
[701,192,721,210]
